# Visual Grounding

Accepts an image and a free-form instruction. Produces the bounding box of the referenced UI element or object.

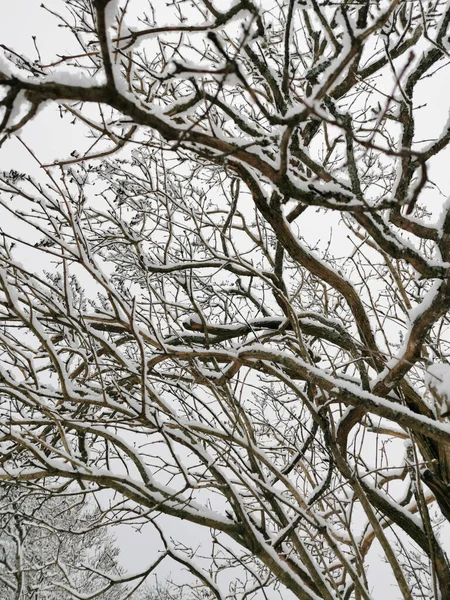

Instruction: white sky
[1,1,450,598]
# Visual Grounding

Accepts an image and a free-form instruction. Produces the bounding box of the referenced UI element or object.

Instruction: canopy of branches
[0,483,126,599]
[1,1,450,598]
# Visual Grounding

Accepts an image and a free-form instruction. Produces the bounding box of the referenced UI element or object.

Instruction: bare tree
[0,483,127,599]
[1,0,450,598]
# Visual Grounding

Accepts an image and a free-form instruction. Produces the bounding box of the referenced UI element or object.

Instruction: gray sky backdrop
[2,2,450,597]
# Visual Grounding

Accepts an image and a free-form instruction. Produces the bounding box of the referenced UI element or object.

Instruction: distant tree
[133,580,187,600]
[0,483,127,599]
[1,1,450,598]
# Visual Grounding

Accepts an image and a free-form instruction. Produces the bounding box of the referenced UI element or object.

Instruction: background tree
[0,482,127,599]
[1,0,450,598]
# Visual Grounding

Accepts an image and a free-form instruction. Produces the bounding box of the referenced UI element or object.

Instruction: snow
[0,51,14,78]
[104,0,122,29]
[426,363,450,407]
[408,279,442,323]
[182,312,202,326]
[361,478,423,530]
[436,195,450,235]
[44,70,107,88]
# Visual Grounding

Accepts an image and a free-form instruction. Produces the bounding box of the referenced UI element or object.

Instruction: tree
[0,482,127,599]
[1,0,450,597]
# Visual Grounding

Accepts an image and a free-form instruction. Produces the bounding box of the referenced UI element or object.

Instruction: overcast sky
[2,2,450,597]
